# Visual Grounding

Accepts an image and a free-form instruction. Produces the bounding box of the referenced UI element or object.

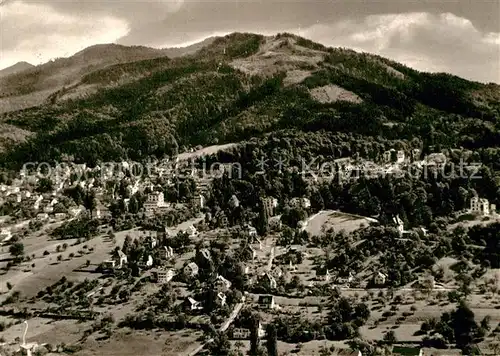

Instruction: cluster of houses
[302,148,458,185]
[0,157,216,244]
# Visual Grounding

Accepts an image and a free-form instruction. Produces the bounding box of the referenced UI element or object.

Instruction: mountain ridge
[0,38,216,113]
[0,32,498,168]
[0,61,34,78]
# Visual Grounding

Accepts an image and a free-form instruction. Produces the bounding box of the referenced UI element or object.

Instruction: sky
[1,0,499,83]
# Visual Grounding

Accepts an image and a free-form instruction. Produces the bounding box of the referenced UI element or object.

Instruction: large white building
[144,191,169,212]
[155,269,175,284]
[470,196,496,216]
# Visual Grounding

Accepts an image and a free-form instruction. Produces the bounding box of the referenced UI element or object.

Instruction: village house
[383,150,392,162]
[269,216,282,230]
[216,292,227,307]
[215,275,232,291]
[93,204,111,219]
[186,225,198,237]
[258,295,276,309]
[117,250,128,268]
[69,206,83,217]
[374,272,387,286]
[231,328,251,340]
[184,297,203,311]
[36,213,49,221]
[154,268,176,284]
[396,150,405,163]
[231,321,265,339]
[54,212,67,220]
[324,269,331,283]
[270,266,284,279]
[164,246,174,259]
[245,245,257,261]
[191,194,205,209]
[144,191,169,212]
[145,255,154,268]
[0,228,12,243]
[229,194,240,208]
[199,248,212,262]
[184,262,199,277]
[247,224,258,237]
[425,153,447,168]
[263,273,277,289]
[290,197,311,210]
[102,259,117,270]
[262,196,278,217]
[337,272,355,285]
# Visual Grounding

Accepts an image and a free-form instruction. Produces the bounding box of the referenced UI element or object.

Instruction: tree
[36,178,53,193]
[452,301,478,351]
[83,189,97,217]
[266,324,278,356]
[129,196,139,214]
[256,203,269,236]
[208,332,231,356]
[383,330,397,345]
[249,315,260,356]
[9,242,24,259]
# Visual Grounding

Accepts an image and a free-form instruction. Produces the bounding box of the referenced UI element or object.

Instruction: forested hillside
[0,32,499,169]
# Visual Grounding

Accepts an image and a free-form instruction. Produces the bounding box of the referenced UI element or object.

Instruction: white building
[396,150,405,163]
[264,273,277,289]
[262,196,278,217]
[290,197,311,209]
[258,295,275,309]
[0,228,12,243]
[374,272,387,286]
[216,292,227,306]
[200,248,212,262]
[184,262,199,277]
[103,260,116,269]
[144,191,169,212]
[383,150,393,162]
[164,246,174,259]
[191,194,205,209]
[393,214,408,237]
[117,250,128,268]
[215,275,232,291]
[470,196,496,216]
[324,269,331,282]
[33,195,43,210]
[54,213,67,220]
[155,268,175,284]
[36,213,49,221]
[247,225,257,237]
[185,297,203,311]
[229,194,240,208]
[186,225,198,237]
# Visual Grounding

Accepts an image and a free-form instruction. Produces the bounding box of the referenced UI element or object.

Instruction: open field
[0,224,135,298]
[74,329,203,356]
[303,210,377,236]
